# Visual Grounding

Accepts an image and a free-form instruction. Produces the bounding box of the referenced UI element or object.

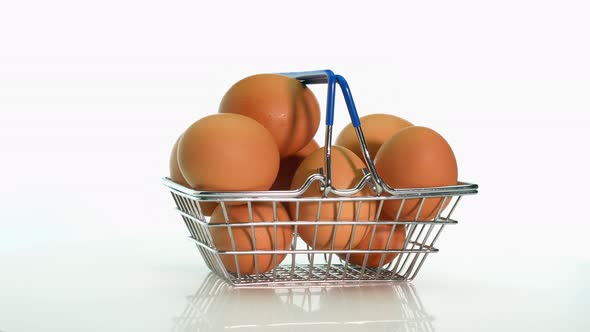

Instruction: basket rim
[162,176,478,201]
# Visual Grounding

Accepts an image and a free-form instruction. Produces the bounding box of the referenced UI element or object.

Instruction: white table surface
[2,1,590,330]
[1,232,588,332]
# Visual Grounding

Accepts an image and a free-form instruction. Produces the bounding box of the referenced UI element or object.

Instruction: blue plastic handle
[335,75,361,128]
[280,69,381,194]
[280,70,336,126]
[280,70,363,128]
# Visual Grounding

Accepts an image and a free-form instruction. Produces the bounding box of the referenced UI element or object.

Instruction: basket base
[215,263,412,287]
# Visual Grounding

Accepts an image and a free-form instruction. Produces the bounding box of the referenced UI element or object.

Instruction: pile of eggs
[169,73,458,274]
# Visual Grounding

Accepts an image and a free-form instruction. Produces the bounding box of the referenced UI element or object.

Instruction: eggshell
[169,134,217,216]
[209,203,293,275]
[178,114,280,192]
[169,135,190,187]
[336,114,413,161]
[339,224,406,268]
[289,146,377,250]
[271,139,320,191]
[374,126,457,220]
[219,74,321,157]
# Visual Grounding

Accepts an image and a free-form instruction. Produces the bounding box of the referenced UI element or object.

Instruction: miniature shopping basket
[162,70,478,287]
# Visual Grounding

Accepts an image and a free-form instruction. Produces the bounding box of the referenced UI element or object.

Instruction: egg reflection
[172,273,434,332]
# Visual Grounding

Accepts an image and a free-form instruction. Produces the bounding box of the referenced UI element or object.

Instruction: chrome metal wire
[164,175,476,287]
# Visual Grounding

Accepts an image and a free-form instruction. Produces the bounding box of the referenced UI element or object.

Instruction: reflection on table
[172,273,434,331]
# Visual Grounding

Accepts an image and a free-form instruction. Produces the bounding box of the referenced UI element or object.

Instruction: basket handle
[281,70,384,195]
[280,70,338,126]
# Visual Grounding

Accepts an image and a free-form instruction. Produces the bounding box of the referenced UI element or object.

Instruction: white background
[1,1,589,331]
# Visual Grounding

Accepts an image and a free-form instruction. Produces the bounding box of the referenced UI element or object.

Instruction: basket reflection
[172,273,434,332]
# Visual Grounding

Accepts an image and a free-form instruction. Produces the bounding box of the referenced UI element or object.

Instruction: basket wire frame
[163,69,477,287]
[168,186,465,286]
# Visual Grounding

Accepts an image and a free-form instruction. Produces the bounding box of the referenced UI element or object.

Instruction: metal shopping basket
[163,70,478,287]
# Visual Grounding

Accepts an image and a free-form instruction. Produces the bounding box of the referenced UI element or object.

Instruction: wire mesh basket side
[169,189,463,286]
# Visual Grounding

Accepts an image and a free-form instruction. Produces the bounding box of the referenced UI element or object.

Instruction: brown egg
[169,134,217,216]
[219,74,321,157]
[289,146,377,250]
[178,114,280,192]
[196,202,217,217]
[209,203,293,275]
[336,114,413,161]
[339,224,406,268]
[271,139,320,191]
[169,135,190,187]
[375,126,458,221]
